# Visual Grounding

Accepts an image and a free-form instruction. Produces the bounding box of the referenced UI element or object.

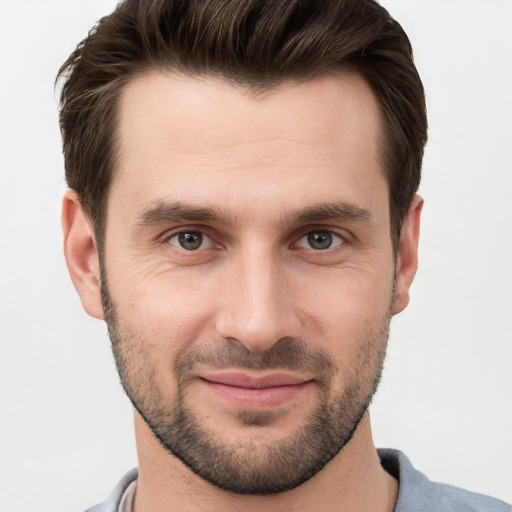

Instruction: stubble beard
[101,275,391,495]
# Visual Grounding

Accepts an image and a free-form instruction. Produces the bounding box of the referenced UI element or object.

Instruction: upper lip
[199,371,312,389]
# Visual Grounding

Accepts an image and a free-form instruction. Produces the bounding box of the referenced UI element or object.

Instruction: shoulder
[85,468,138,512]
[378,448,511,512]
[429,482,512,512]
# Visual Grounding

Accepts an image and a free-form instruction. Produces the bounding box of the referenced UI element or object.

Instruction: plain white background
[0,1,511,510]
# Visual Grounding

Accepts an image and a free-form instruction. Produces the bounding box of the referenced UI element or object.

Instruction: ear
[392,195,423,315]
[62,190,105,320]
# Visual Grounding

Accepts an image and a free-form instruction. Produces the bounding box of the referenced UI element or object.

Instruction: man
[56,0,510,511]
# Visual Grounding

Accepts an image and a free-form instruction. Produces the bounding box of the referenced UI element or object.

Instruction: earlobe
[62,190,105,320]
[392,195,423,315]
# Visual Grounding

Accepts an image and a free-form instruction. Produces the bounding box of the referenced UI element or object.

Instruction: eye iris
[308,231,332,250]
[178,232,203,250]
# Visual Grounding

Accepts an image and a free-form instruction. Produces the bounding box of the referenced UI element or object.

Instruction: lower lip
[202,380,312,409]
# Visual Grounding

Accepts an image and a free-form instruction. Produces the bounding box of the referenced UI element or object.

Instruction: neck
[133,411,398,512]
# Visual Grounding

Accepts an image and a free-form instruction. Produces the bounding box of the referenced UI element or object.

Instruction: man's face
[100,71,399,494]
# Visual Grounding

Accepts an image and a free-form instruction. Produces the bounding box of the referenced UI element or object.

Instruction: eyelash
[293,229,346,251]
[161,227,349,253]
[166,230,217,251]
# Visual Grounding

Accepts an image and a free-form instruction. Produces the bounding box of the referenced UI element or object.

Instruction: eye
[168,231,213,251]
[296,230,344,250]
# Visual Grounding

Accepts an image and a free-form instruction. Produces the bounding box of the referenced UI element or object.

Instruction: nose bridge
[215,242,299,351]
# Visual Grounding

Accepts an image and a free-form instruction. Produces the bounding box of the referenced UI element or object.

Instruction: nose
[215,247,301,352]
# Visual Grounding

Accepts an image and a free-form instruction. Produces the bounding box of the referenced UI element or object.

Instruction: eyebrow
[134,201,235,226]
[134,199,373,228]
[291,202,372,225]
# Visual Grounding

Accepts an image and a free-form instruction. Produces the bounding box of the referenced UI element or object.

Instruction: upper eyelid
[293,229,346,247]
[160,226,215,242]
[292,225,350,242]
[158,225,351,245]
[299,229,345,239]
[167,230,210,239]
[170,229,214,252]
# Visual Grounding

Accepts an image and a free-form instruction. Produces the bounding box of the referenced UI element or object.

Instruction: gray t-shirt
[86,449,511,512]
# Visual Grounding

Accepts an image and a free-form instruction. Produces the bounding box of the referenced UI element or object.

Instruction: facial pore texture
[101,271,391,495]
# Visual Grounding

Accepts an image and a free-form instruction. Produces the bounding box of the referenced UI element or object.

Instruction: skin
[62,70,422,511]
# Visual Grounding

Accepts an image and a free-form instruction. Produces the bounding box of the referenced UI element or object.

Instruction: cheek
[301,260,394,319]
[296,263,394,362]
[106,243,395,368]
[110,266,219,366]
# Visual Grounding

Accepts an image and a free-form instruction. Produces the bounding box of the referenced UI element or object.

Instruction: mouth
[198,371,314,410]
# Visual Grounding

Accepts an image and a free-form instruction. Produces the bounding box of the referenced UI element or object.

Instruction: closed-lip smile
[198,371,314,409]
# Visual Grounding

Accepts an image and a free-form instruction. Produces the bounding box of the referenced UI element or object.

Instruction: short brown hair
[57,0,427,253]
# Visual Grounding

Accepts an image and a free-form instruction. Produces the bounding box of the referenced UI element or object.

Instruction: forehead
[111,70,387,222]
[117,70,383,161]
